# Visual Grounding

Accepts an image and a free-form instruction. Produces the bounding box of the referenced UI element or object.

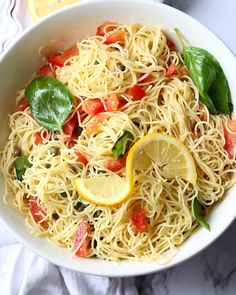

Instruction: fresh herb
[60,192,67,198]
[52,213,59,220]
[112,131,133,159]
[49,146,60,156]
[74,201,89,212]
[25,76,73,131]
[14,155,32,181]
[175,28,233,115]
[93,210,102,218]
[192,198,210,231]
[14,147,22,157]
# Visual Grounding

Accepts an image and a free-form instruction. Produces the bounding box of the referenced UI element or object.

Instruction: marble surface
[136,0,236,294]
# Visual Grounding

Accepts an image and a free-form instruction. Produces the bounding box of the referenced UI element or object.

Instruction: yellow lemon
[127,133,197,184]
[28,0,81,20]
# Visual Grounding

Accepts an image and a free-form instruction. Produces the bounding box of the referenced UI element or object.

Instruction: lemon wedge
[73,175,132,206]
[127,133,197,184]
[73,133,197,207]
[28,0,81,20]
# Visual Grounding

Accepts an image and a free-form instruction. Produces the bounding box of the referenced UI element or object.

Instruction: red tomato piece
[103,30,125,45]
[16,98,29,112]
[167,39,175,50]
[140,74,152,84]
[166,63,177,78]
[63,114,78,137]
[118,98,128,108]
[76,151,89,166]
[199,105,208,122]
[35,132,43,144]
[104,94,119,111]
[85,113,109,135]
[74,220,91,257]
[96,21,118,36]
[128,84,146,100]
[82,99,105,116]
[104,155,126,172]
[48,44,79,67]
[29,196,47,228]
[224,120,236,159]
[38,64,54,77]
[178,66,189,76]
[130,208,148,233]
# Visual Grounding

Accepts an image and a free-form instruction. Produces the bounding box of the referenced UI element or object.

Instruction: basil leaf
[112,131,133,159]
[14,155,32,181]
[192,198,210,231]
[175,29,233,115]
[25,77,73,131]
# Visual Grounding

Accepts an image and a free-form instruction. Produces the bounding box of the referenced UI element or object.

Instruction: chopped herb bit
[192,198,210,231]
[74,201,89,212]
[93,210,102,218]
[52,213,59,220]
[60,192,67,198]
[112,131,133,159]
[14,155,32,181]
[14,147,22,157]
[117,63,126,71]
[49,146,60,155]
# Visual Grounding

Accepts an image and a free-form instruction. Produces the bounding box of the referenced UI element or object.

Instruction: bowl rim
[0,0,236,277]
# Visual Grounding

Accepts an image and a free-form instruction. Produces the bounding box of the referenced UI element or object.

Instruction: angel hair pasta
[1,22,235,262]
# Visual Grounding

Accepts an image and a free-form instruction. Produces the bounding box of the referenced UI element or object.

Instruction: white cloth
[0,218,138,295]
[0,1,140,294]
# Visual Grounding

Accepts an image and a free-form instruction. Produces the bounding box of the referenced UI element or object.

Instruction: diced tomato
[96,21,118,36]
[118,98,128,108]
[167,39,175,50]
[128,84,146,100]
[82,99,105,116]
[68,140,76,149]
[29,196,47,228]
[103,30,125,45]
[199,105,208,122]
[224,120,236,159]
[38,64,54,77]
[63,114,78,137]
[86,113,109,135]
[74,219,91,257]
[166,63,177,78]
[130,208,148,233]
[178,66,189,76]
[76,151,88,166]
[104,155,126,172]
[104,94,119,111]
[16,98,29,112]
[48,44,78,67]
[140,74,152,84]
[35,130,51,144]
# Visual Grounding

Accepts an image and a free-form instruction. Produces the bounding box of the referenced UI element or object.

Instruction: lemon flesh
[28,0,81,19]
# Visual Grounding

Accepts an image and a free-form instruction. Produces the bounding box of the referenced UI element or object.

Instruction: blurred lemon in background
[28,0,81,20]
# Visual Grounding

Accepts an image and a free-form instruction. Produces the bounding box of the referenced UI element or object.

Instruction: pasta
[1,23,235,262]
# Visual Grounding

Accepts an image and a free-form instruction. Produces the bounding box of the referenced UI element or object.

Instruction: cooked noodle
[1,23,235,262]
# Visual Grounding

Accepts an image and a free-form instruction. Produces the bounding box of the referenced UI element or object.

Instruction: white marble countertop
[136,1,236,294]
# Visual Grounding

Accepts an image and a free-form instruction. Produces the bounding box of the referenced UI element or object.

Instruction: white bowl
[0,0,235,277]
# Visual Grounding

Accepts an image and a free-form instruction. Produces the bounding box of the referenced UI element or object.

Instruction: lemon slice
[127,133,197,184]
[73,175,132,206]
[28,0,81,20]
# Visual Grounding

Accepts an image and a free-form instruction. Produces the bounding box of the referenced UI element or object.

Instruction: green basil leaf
[14,155,32,181]
[112,131,133,159]
[192,198,210,231]
[175,28,233,115]
[25,76,73,131]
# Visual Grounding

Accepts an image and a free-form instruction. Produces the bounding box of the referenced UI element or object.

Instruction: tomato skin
[82,99,105,116]
[166,63,177,77]
[48,44,78,67]
[85,113,109,135]
[140,74,152,84]
[104,155,126,172]
[224,120,236,159]
[104,94,119,111]
[167,39,175,50]
[16,98,29,112]
[38,64,54,77]
[74,220,91,257]
[35,132,43,144]
[103,30,125,45]
[118,98,128,108]
[178,66,189,76]
[76,151,89,166]
[63,114,78,138]
[130,208,148,233]
[128,84,146,100]
[29,196,47,228]
[96,21,117,36]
